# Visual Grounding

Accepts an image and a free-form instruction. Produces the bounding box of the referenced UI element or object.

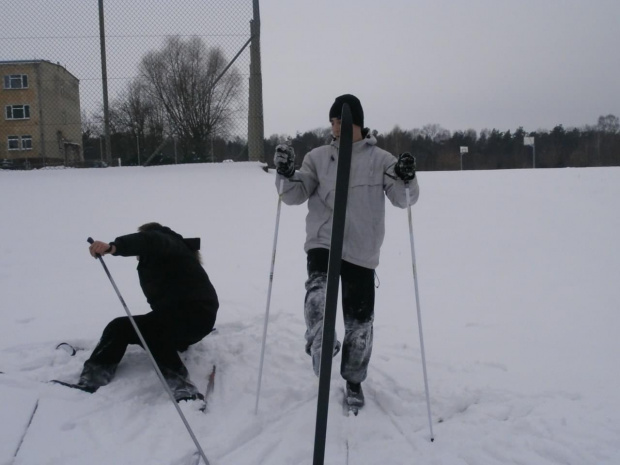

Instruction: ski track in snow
[367,358,620,465]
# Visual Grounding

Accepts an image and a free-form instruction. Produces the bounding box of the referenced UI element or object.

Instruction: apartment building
[1,60,83,165]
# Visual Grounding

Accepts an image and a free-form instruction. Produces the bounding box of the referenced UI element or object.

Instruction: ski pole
[87,238,211,465]
[255,178,284,414]
[405,187,435,442]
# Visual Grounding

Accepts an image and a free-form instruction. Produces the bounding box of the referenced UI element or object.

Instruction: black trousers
[84,302,216,383]
[305,248,375,384]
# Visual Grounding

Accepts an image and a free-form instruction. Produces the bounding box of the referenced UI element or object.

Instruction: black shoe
[79,362,117,389]
[345,382,365,408]
[177,392,207,412]
[163,368,202,403]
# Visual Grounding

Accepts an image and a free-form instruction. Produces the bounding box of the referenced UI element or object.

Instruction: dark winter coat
[110,230,219,314]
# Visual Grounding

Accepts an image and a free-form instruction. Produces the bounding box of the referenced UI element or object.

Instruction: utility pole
[98,0,112,164]
[248,0,264,162]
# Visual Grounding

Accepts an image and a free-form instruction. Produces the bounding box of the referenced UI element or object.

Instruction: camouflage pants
[304,248,375,384]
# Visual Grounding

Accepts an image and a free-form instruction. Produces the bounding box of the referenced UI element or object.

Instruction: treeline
[265,114,620,171]
[82,113,619,170]
[82,130,248,166]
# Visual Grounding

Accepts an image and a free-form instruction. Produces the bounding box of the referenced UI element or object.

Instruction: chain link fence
[0,0,263,169]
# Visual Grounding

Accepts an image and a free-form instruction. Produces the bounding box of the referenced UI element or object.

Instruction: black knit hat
[329,94,364,128]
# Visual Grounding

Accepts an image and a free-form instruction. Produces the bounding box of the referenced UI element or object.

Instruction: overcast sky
[2,0,619,138]
[260,0,620,136]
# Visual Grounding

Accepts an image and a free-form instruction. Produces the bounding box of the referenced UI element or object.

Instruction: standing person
[273,94,419,410]
[60,222,219,403]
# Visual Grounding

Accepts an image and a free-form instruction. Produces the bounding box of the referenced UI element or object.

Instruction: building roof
[0,59,79,81]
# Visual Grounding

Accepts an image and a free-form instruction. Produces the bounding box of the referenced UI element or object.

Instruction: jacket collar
[331,129,378,151]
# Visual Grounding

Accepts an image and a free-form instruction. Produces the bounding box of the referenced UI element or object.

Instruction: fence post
[98,0,112,164]
[247,0,264,162]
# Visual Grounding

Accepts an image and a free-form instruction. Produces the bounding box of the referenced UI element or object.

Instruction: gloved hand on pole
[395,152,416,181]
[274,144,295,177]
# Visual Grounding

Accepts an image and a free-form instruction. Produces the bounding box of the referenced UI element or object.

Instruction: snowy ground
[1,162,619,465]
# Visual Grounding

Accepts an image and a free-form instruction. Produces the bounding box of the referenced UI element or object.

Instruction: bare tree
[81,109,101,138]
[114,81,154,132]
[139,36,243,160]
[381,125,413,153]
[597,114,619,134]
[111,80,167,157]
[420,123,450,142]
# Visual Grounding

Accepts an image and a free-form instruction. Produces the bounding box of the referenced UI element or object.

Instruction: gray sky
[260,0,620,136]
[2,0,618,138]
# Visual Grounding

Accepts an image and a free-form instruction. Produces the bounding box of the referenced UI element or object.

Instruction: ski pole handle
[87,237,101,259]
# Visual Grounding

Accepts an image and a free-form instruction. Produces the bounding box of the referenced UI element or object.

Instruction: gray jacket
[276,134,419,269]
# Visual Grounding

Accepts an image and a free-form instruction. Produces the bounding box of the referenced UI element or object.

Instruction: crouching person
[65,222,219,403]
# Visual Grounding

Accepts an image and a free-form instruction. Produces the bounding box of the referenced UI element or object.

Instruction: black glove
[274,144,295,177]
[394,152,416,181]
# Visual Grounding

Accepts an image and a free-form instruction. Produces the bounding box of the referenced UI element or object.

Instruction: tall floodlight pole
[459,146,468,170]
[98,0,112,164]
[248,0,265,162]
[524,136,535,168]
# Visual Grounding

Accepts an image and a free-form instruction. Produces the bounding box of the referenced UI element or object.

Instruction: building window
[5,105,31,120]
[7,136,19,150]
[3,74,28,89]
[21,135,32,150]
[6,135,33,150]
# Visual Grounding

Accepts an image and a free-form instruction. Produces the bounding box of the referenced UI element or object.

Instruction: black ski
[313,102,354,465]
[50,343,91,392]
[55,342,83,356]
[49,361,216,411]
[49,379,97,393]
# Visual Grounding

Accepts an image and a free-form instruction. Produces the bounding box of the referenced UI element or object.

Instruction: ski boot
[345,381,365,412]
